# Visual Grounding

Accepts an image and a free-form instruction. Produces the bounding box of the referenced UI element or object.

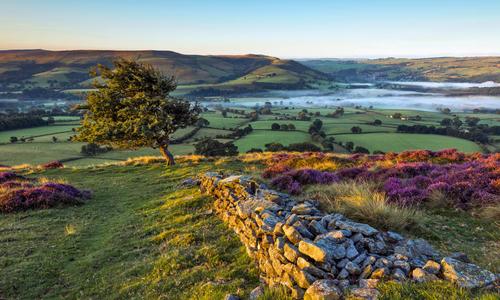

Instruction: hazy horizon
[2,0,500,58]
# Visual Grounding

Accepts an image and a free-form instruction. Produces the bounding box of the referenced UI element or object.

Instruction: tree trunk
[159,145,175,166]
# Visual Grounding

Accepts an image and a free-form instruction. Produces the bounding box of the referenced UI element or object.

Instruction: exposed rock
[385,231,404,242]
[349,288,379,300]
[411,268,439,283]
[304,279,342,300]
[360,264,373,279]
[441,257,498,289]
[422,260,441,275]
[359,279,380,289]
[370,268,389,279]
[284,243,300,263]
[345,261,361,275]
[283,224,303,244]
[335,220,378,236]
[249,286,264,300]
[299,240,328,262]
[392,268,407,281]
[449,252,471,263]
[394,239,441,262]
[224,294,240,300]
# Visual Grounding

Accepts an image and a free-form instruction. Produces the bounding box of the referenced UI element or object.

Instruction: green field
[334,133,482,153]
[0,125,77,143]
[234,130,312,152]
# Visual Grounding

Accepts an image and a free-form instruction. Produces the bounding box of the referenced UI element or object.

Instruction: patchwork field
[334,133,482,153]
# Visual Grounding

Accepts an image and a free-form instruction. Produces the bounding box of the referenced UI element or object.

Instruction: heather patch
[0,172,90,213]
[262,151,499,210]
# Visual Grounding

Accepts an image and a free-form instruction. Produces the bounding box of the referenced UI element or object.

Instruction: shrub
[304,182,422,231]
[40,161,64,169]
[0,172,90,213]
[194,138,238,157]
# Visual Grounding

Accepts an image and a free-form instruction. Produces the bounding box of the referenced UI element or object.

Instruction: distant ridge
[0,49,328,88]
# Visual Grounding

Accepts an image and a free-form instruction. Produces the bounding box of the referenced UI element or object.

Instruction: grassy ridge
[302,57,500,82]
[0,161,259,299]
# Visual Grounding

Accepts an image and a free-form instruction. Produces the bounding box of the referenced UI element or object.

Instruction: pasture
[334,133,483,153]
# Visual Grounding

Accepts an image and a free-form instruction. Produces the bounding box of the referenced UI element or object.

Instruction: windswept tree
[76,59,200,166]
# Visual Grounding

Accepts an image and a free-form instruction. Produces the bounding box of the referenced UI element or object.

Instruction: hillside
[0,50,327,91]
[301,57,500,83]
[1,153,498,299]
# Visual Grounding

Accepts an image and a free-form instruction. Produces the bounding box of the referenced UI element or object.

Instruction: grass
[334,133,482,153]
[0,125,77,143]
[373,280,498,300]
[0,156,499,298]
[0,160,260,299]
[304,181,422,231]
[234,130,313,152]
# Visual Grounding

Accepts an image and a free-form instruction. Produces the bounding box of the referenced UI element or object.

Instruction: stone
[338,279,350,292]
[345,241,359,259]
[394,239,441,262]
[361,256,377,269]
[285,214,299,226]
[275,237,286,253]
[392,268,407,281]
[337,268,349,280]
[422,260,441,275]
[345,261,361,275]
[363,238,387,254]
[335,219,378,236]
[224,294,240,300]
[349,288,379,300]
[441,257,498,289]
[359,279,379,289]
[351,233,364,243]
[304,279,342,300]
[336,258,350,269]
[393,260,411,274]
[411,268,439,283]
[299,240,328,262]
[360,264,373,279]
[292,203,318,215]
[385,231,404,242]
[353,253,368,265]
[449,252,471,263]
[370,268,389,279]
[284,243,300,263]
[374,258,392,269]
[297,257,328,278]
[290,286,305,299]
[309,220,328,235]
[293,268,317,289]
[315,238,346,260]
[295,221,315,239]
[283,224,303,244]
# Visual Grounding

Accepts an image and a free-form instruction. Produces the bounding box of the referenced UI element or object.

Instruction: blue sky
[1,0,499,58]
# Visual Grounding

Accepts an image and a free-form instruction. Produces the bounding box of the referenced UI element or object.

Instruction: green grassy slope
[1,157,498,299]
[0,50,327,89]
[301,57,500,82]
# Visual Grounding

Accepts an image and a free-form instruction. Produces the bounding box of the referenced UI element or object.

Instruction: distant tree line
[396,124,498,144]
[0,113,50,131]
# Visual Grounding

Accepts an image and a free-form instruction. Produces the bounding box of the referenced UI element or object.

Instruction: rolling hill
[301,57,500,83]
[0,50,328,91]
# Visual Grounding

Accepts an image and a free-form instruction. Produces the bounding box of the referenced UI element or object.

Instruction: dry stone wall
[199,173,498,299]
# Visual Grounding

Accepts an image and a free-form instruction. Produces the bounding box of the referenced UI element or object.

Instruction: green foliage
[194,138,238,156]
[76,59,200,150]
[305,181,422,231]
[375,280,498,300]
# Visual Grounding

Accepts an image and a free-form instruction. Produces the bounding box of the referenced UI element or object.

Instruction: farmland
[1,103,498,168]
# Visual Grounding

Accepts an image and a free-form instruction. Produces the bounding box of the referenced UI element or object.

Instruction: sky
[1,0,500,58]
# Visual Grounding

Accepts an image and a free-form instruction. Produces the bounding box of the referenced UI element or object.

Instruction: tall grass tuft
[304,181,422,231]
